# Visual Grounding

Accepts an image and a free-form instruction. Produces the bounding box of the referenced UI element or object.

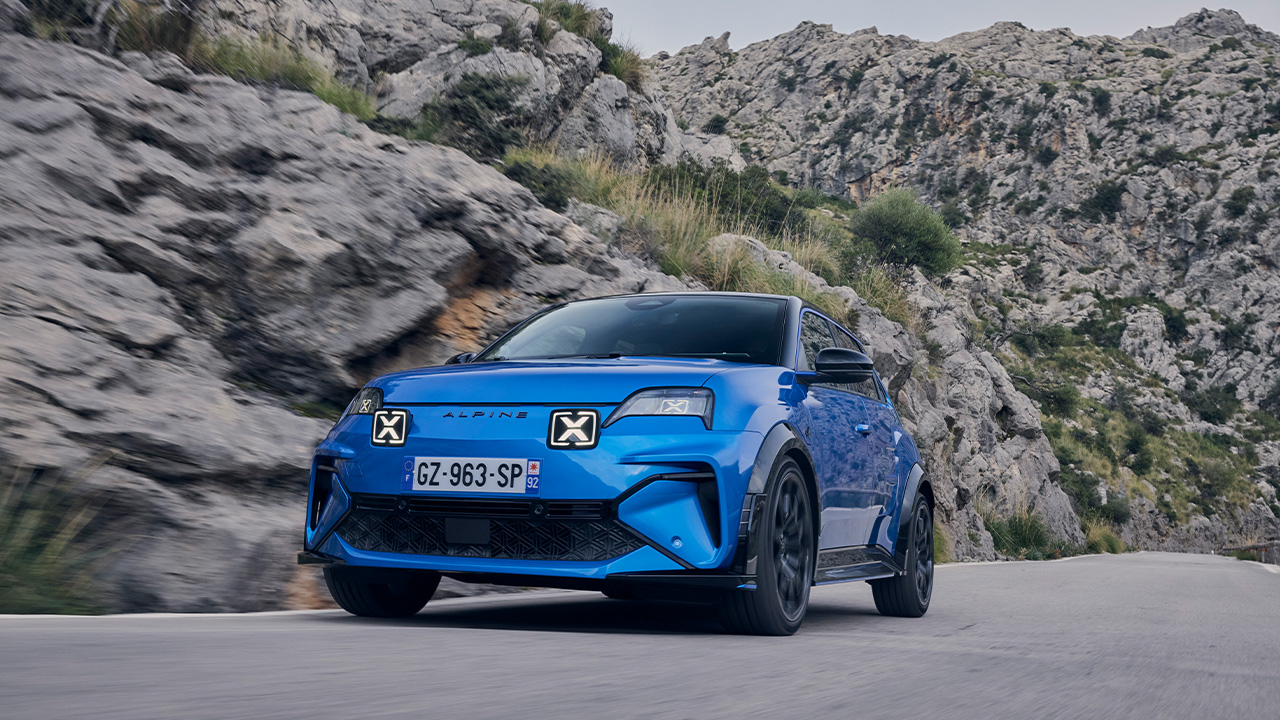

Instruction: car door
[828,323,902,548]
[795,311,877,550]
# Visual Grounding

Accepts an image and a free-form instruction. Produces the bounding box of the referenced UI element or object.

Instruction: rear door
[796,312,876,550]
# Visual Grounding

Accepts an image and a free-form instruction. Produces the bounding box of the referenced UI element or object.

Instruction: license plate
[401,457,541,495]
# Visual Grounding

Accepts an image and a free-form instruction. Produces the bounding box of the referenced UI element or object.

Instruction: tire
[324,567,441,618]
[716,457,815,636]
[870,491,933,618]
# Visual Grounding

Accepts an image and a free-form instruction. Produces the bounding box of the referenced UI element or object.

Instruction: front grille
[337,494,645,562]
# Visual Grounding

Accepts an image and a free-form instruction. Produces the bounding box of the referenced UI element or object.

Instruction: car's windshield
[474,295,788,365]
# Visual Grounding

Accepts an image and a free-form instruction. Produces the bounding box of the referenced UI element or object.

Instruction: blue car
[301,292,934,634]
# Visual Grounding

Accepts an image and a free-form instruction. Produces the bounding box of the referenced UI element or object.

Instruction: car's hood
[371,358,741,405]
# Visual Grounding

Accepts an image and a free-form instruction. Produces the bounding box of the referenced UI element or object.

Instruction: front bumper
[302,419,766,587]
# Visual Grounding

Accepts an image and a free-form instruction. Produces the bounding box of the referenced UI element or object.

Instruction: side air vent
[310,464,338,530]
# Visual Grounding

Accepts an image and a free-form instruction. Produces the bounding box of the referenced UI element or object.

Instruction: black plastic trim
[297,550,344,566]
[814,544,902,583]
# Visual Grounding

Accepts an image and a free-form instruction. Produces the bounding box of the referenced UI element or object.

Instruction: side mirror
[445,352,475,365]
[814,347,875,382]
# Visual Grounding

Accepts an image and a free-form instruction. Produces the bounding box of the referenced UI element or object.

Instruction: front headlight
[604,388,714,430]
[343,387,383,417]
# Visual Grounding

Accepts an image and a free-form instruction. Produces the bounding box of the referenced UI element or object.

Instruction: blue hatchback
[301,292,935,634]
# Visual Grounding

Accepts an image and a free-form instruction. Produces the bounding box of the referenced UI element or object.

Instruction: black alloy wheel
[716,457,815,635]
[870,490,933,618]
[773,469,814,623]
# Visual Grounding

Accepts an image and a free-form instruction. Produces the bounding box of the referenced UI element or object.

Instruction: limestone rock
[197,0,680,167]
[1,0,28,33]
[0,33,682,611]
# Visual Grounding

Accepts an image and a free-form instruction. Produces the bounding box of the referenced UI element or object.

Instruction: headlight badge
[604,388,714,430]
[344,387,383,417]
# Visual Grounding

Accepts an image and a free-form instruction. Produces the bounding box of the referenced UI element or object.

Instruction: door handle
[855,424,872,436]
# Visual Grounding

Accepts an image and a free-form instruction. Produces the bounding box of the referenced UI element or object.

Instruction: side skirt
[814,545,903,585]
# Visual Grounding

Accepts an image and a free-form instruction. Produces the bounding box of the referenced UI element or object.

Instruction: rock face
[652,10,1280,550]
[0,32,684,611]
[197,0,681,166]
[706,235,1083,556]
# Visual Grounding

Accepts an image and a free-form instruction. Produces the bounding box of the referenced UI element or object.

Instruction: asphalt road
[2,552,1277,720]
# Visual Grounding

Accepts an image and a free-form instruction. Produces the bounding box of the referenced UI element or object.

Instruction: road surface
[2,552,1277,719]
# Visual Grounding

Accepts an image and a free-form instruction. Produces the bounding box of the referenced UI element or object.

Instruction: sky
[600,1,1280,56]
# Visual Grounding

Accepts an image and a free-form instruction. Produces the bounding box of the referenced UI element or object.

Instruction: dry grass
[1083,516,1126,554]
[847,264,919,330]
[504,146,850,321]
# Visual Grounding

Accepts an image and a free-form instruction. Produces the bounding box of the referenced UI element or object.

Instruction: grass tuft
[933,521,953,563]
[1,460,112,614]
[1083,516,1126,554]
[984,507,1082,560]
[600,40,646,93]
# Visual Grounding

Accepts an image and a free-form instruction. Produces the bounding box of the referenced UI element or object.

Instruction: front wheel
[324,567,441,618]
[870,491,933,617]
[716,457,815,635]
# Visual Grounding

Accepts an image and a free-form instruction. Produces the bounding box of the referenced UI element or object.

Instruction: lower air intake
[336,494,646,562]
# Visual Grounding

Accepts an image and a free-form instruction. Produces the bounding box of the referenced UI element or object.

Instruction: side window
[829,323,887,403]
[798,312,835,371]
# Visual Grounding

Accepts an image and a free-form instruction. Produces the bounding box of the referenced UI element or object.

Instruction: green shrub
[1141,47,1173,59]
[1223,186,1256,218]
[1098,497,1132,524]
[1261,379,1280,417]
[1011,323,1073,356]
[848,189,961,275]
[398,73,529,159]
[939,201,968,228]
[502,156,584,211]
[1090,87,1112,115]
[1079,180,1125,222]
[1038,383,1081,417]
[1182,384,1241,425]
[457,31,493,57]
[1035,146,1059,165]
[702,114,729,134]
[496,18,524,51]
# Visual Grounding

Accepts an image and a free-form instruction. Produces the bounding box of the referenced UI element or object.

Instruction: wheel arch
[734,423,820,575]
[753,424,820,541]
[893,463,932,570]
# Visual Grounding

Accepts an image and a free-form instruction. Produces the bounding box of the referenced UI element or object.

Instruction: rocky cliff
[0,30,685,610]
[652,8,1280,551]
[194,0,686,167]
